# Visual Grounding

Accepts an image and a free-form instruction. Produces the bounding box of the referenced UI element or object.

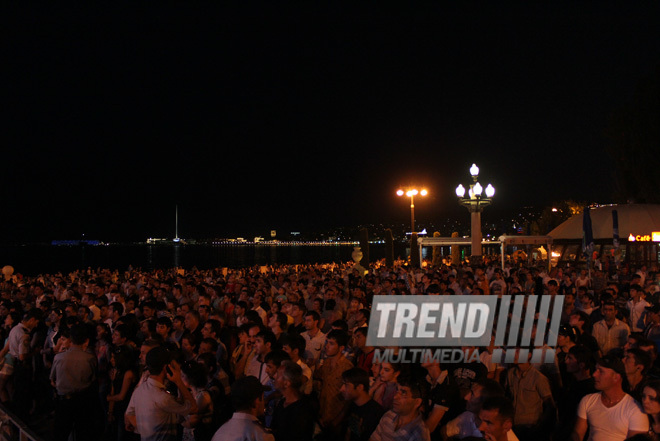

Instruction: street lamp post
[455,164,495,262]
[397,187,428,235]
[397,187,428,267]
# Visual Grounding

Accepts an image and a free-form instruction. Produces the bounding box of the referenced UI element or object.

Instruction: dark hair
[326,329,349,348]
[305,310,320,323]
[182,331,201,351]
[264,349,290,367]
[342,367,370,391]
[145,346,172,374]
[69,323,89,345]
[397,373,429,402]
[113,344,135,373]
[201,337,219,353]
[110,302,124,316]
[354,326,368,337]
[181,360,209,389]
[204,318,222,337]
[568,344,596,373]
[282,333,305,355]
[627,348,652,374]
[256,330,277,348]
[274,312,288,330]
[237,323,252,335]
[331,319,348,332]
[156,316,172,328]
[196,351,218,376]
[481,396,515,423]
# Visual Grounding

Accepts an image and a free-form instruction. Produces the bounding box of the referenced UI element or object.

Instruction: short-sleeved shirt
[211,412,274,441]
[577,393,649,441]
[506,366,552,426]
[125,377,193,441]
[50,346,97,395]
[7,323,30,360]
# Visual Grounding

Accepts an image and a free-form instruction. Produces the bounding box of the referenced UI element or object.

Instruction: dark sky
[2,3,660,243]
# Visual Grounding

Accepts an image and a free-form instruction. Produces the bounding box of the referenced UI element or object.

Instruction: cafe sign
[628,232,660,242]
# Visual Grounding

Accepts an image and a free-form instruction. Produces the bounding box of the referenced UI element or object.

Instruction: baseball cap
[597,354,626,378]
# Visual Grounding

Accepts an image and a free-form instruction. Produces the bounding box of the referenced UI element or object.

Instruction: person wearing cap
[211,375,274,441]
[125,346,198,441]
[557,325,578,389]
[571,355,648,441]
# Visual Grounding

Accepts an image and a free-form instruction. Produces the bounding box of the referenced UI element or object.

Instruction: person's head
[630,284,644,300]
[201,319,221,340]
[155,316,172,339]
[22,308,42,330]
[601,301,617,322]
[264,349,290,379]
[594,355,627,392]
[303,311,320,331]
[230,375,267,416]
[380,361,402,383]
[254,330,276,356]
[145,345,172,377]
[340,367,371,401]
[196,351,218,378]
[274,360,304,393]
[112,344,135,373]
[269,312,288,332]
[624,348,651,377]
[112,323,129,346]
[69,323,89,346]
[465,378,505,413]
[281,333,305,361]
[181,359,209,390]
[392,375,427,417]
[110,302,124,318]
[199,337,218,356]
[642,379,660,417]
[172,315,185,331]
[353,326,368,349]
[558,324,578,346]
[181,331,200,358]
[324,329,349,358]
[139,339,161,369]
[565,344,595,376]
[184,311,200,331]
[478,396,514,441]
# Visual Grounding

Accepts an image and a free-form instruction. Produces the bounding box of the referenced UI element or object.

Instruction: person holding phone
[125,346,198,441]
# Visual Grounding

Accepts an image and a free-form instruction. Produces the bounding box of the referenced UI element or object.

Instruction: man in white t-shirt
[571,355,648,441]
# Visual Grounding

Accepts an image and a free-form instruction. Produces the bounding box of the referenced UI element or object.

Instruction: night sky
[3,3,660,243]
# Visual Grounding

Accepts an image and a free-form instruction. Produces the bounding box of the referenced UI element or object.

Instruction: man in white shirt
[592,301,630,356]
[211,375,273,441]
[571,355,648,441]
[627,284,650,333]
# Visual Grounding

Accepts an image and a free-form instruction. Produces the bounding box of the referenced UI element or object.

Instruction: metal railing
[0,403,46,441]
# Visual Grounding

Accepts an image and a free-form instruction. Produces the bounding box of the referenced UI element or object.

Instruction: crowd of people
[0,255,659,441]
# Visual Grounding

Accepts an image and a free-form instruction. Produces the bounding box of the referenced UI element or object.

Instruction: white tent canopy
[548,204,660,240]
